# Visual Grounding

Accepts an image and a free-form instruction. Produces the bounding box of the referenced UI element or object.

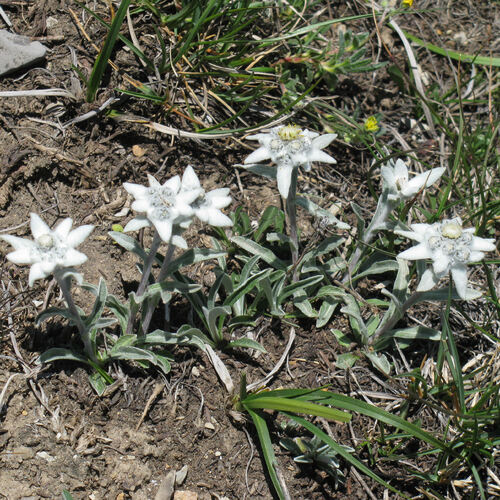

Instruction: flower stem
[55,271,97,363]
[343,192,393,283]
[285,168,299,266]
[141,242,176,335]
[126,231,161,336]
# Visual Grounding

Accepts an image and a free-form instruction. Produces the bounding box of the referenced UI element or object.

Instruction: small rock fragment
[173,491,197,500]
[154,470,175,500]
[175,465,188,486]
[0,29,47,76]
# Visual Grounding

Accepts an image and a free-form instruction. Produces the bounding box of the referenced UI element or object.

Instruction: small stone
[175,465,188,485]
[204,422,215,430]
[132,145,146,157]
[191,366,200,377]
[0,29,47,76]
[36,451,55,462]
[174,491,197,500]
[214,451,221,457]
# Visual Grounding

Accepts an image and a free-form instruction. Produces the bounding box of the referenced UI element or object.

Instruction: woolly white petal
[179,189,203,206]
[244,147,272,164]
[131,199,151,213]
[28,262,50,286]
[123,216,151,233]
[470,236,496,253]
[5,248,35,265]
[171,234,188,249]
[53,218,73,240]
[66,225,94,248]
[394,159,409,181]
[147,174,162,189]
[198,208,233,227]
[451,265,469,300]
[153,219,173,243]
[246,133,268,141]
[416,268,439,292]
[276,164,294,199]
[0,234,35,251]
[62,248,88,268]
[206,189,231,209]
[381,166,396,187]
[30,213,51,239]
[163,175,181,192]
[398,243,433,260]
[123,182,149,199]
[311,133,337,149]
[468,251,486,262]
[307,149,336,164]
[432,254,450,274]
[182,165,201,190]
[403,168,445,197]
[409,223,432,236]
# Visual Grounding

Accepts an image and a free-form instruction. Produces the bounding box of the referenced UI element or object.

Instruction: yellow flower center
[278,125,302,141]
[441,222,462,239]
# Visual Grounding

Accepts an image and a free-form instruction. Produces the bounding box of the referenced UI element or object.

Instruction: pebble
[173,492,197,500]
[0,29,47,76]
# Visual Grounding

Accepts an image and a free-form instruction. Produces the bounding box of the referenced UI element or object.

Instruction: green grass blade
[86,0,132,102]
[403,31,500,67]
[247,408,287,500]
[243,396,351,423]
[288,414,409,499]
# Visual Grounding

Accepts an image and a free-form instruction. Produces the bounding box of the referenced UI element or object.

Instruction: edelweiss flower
[123,174,201,246]
[244,125,337,198]
[381,159,445,202]
[1,213,94,286]
[181,166,232,227]
[397,217,496,299]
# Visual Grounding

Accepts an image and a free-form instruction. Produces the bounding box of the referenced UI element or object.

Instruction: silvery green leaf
[224,268,272,308]
[227,337,267,353]
[148,281,202,296]
[351,202,365,241]
[335,353,359,369]
[364,350,391,375]
[366,315,381,336]
[339,294,367,343]
[144,328,207,350]
[330,329,353,347]
[296,197,350,230]
[228,315,257,329]
[105,294,129,333]
[242,163,277,180]
[374,326,441,351]
[110,346,171,374]
[166,248,227,274]
[36,306,80,326]
[278,275,323,304]
[354,260,399,281]
[38,347,90,365]
[94,317,117,329]
[111,334,137,351]
[203,305,231,342]
[266,232,297,251]
[231,236,288,270]
[84,278,107,328]
[413,287,483,303]
[292,289,317,318]
[108,231,148,262]
[89,371,108,396]
[207,272,227,309]
[316,297,339,328]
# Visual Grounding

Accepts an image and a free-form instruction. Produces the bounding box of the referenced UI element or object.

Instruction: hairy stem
[55,271,97,363]
[141,243,176,335]
[285,168,299,267]
[126,231,161,336]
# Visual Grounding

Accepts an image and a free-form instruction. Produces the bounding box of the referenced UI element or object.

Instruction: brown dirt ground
[0,1,499,499]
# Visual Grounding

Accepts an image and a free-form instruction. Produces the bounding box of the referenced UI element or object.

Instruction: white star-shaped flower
[397,217,496,299]
[1,213,94,286]
[181,166,232,227]
[381,159,445,202]
[123,174,201,247]
[244,125,337,198]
